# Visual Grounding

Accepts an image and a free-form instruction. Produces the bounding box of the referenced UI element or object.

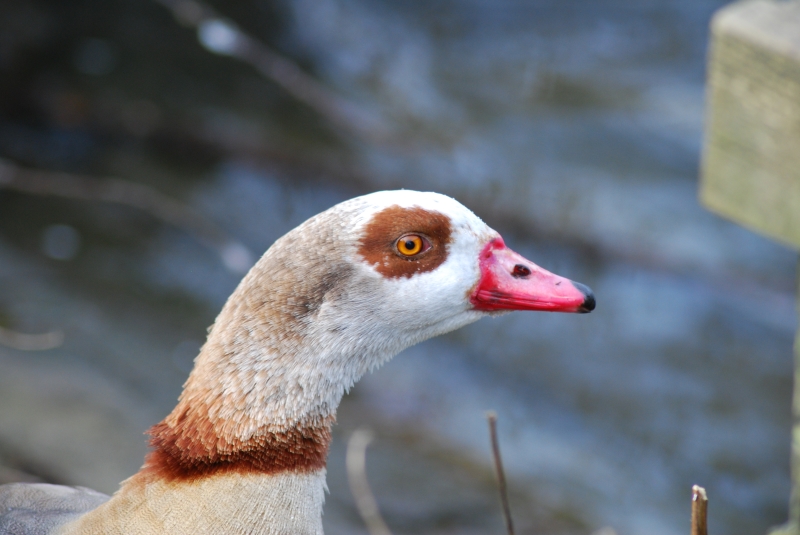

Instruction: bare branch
[346,429,393,535]
[0,326,63,351]
[691,485,708,535]
[486,411,515,535]
[0,158,254,274]
[151,0,392,144]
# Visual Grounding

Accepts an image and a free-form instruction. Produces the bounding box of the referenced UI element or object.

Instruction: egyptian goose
[0,190,594,535]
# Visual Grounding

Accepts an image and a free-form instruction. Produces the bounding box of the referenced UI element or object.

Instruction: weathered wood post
[700,1,800,533]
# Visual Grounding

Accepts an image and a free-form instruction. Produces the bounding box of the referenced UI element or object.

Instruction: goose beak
[470,238,595,313]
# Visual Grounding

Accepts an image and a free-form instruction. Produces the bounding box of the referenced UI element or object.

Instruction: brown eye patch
[358,205,453,279]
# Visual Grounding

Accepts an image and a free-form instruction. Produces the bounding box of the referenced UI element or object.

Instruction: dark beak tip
[572,282,596,313]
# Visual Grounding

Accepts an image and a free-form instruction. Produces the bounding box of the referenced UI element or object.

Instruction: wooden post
[700,1,800,533]
[701,0,800,247]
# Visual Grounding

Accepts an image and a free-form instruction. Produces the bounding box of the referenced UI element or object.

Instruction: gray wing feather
[0,483,109,535]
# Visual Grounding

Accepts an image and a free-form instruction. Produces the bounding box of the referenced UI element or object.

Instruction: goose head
[320,189,594,356]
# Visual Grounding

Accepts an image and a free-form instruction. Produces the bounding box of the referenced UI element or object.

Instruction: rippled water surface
[0,1,797,534]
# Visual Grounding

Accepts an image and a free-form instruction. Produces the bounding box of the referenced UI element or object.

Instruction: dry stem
[487,411,515,535]
[691,485,708,535]
[346,429,393,535]
[0,326,63,351]
[151,0,392,144]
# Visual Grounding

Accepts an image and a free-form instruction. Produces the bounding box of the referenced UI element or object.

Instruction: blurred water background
[0,1,797,534]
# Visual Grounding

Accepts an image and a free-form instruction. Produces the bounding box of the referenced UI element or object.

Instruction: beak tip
[572,282,596,313]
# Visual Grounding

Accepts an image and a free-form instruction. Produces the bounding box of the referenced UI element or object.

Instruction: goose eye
[396,234,429,257]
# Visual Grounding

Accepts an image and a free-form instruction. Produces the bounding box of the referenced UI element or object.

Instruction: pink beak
[470,238,595,313]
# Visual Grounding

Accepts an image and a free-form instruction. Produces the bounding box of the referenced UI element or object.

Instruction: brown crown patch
[357,205,453,278]
[140,409,333,482]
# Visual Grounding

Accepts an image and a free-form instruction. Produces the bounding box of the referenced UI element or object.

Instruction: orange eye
[396,234,427,256]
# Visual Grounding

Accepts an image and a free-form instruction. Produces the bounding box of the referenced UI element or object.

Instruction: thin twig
[0,158,254,274]
[0,326,63,351]
[486,411,515,535]
[151,0,392,144]
[346,429,393,535]
[691,485,708,535]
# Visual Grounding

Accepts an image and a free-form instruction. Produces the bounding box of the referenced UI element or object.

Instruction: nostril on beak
[512,264,531,278]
